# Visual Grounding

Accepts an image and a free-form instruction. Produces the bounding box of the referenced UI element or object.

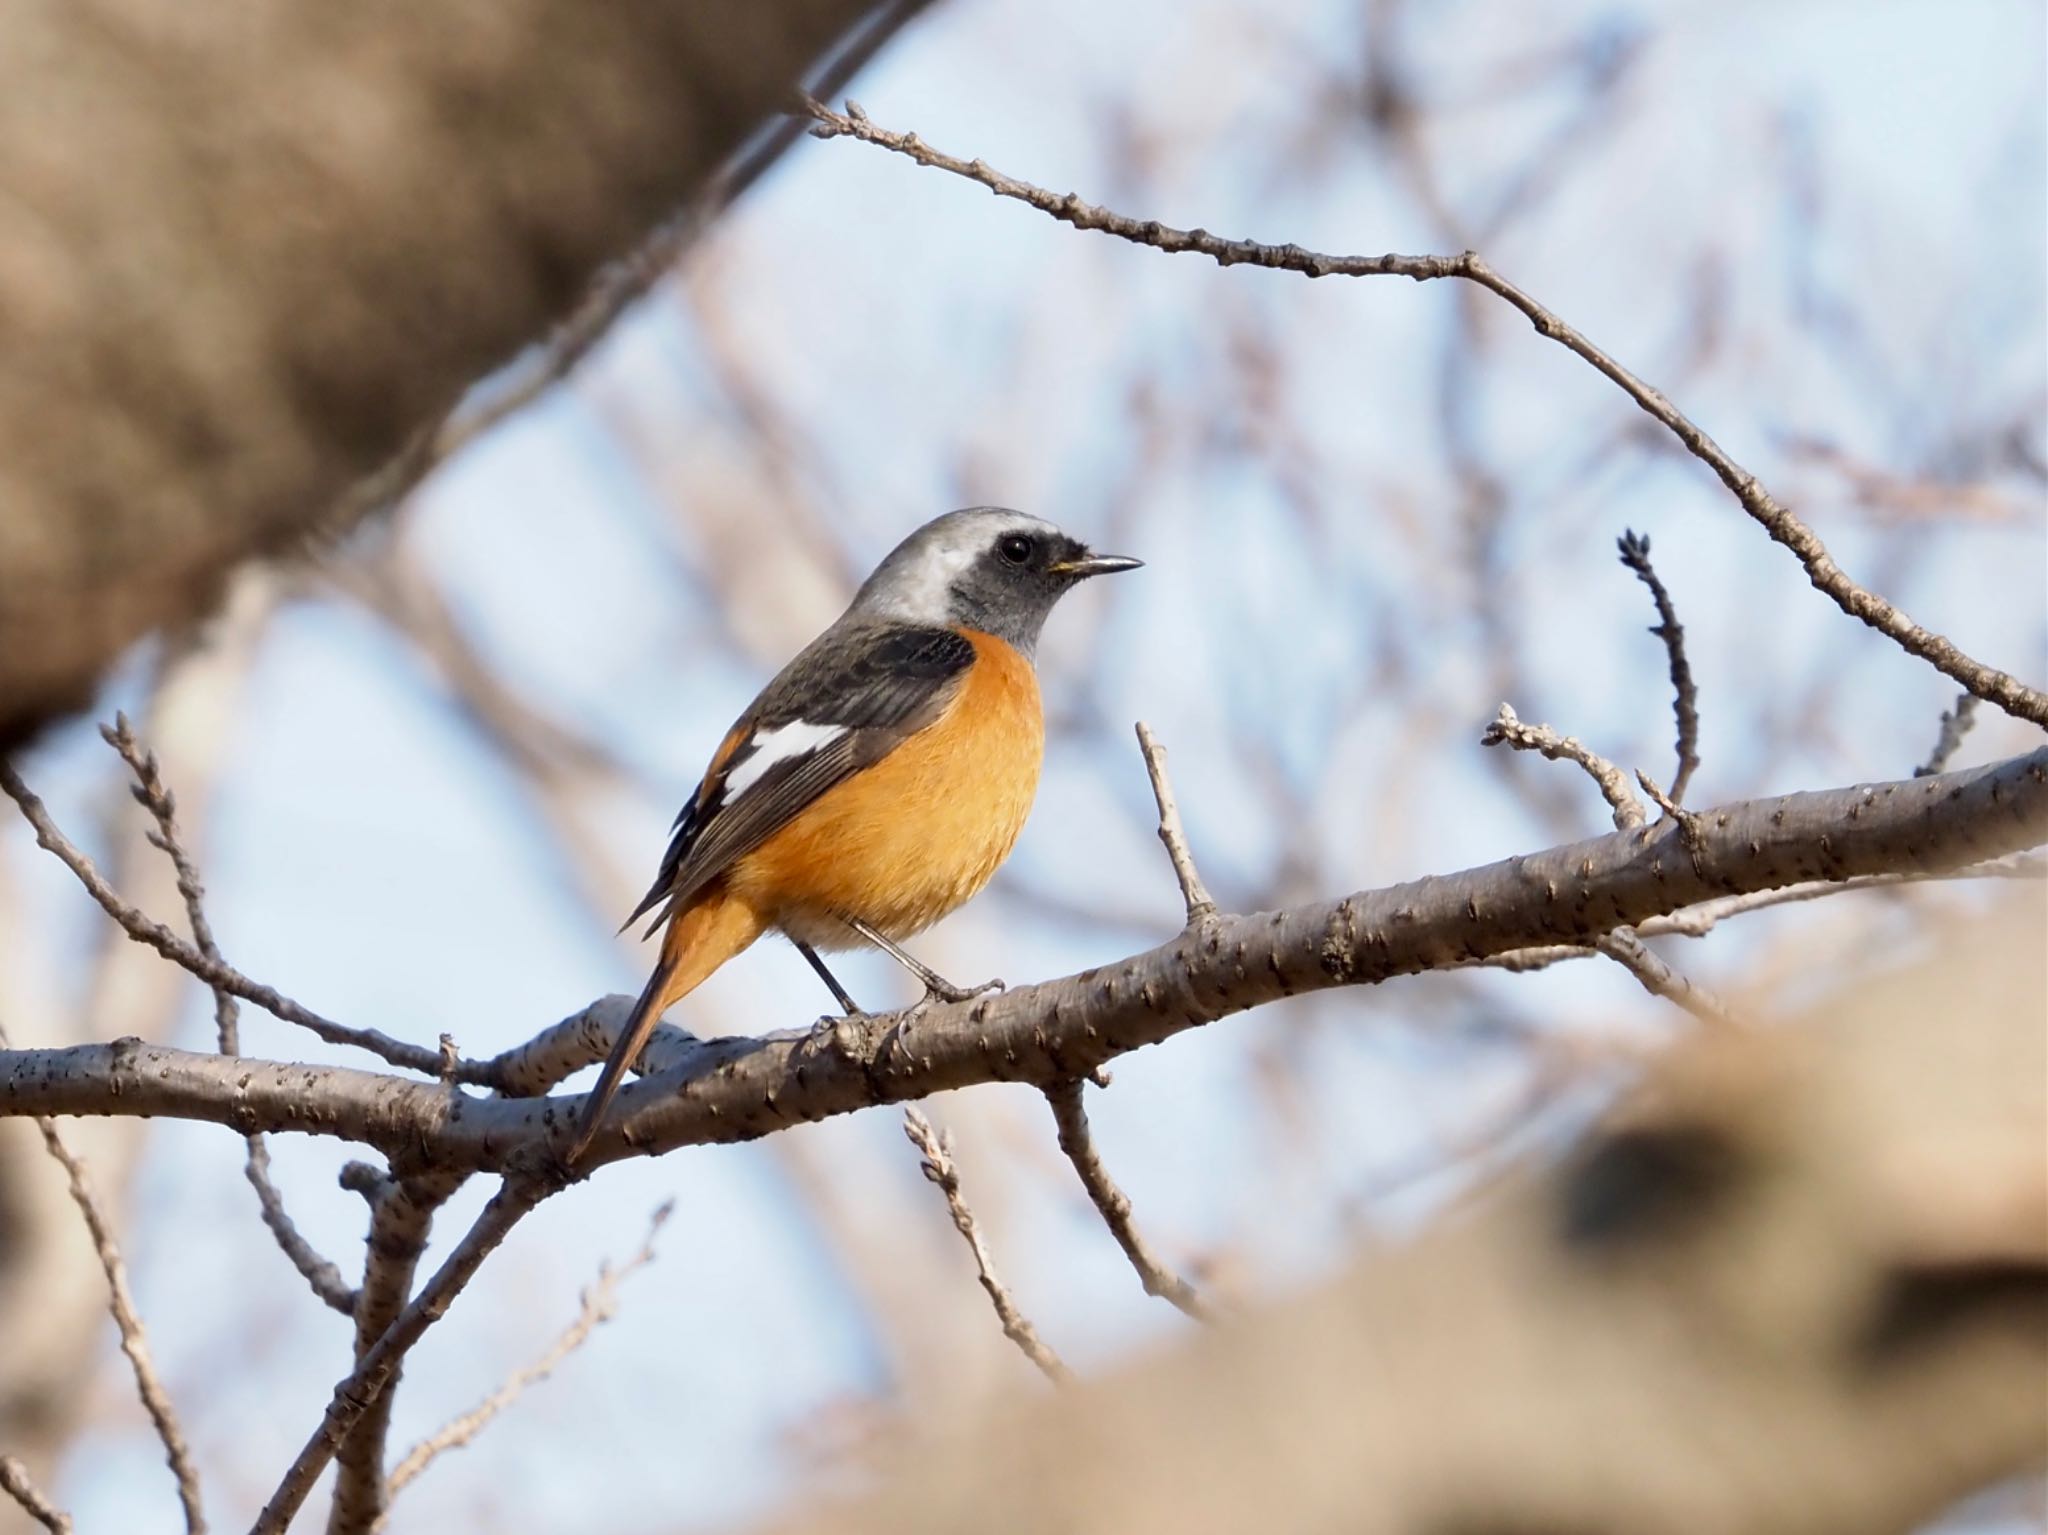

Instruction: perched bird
[570,508,1141,1157]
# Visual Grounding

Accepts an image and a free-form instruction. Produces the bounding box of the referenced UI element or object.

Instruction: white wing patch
[723,720,845,799]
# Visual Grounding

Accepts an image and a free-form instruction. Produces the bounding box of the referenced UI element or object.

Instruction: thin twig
[1482,704,1646,830]
[0,758,498,1087]
[251,1174,554,1535]
[901,1109,1069,1384]
[1592,929,1735,1027]
[4,1060,205,1533]
[0,1455,73,1534]
[1616,532,1701,803]
[1134,722,1216,925]
[801,97,2048,728]
[1637,768,1708,876]
[381,1201,673,1509]
[101,715,356,1314]
[1044,1079,1210,1321]
[1915,693,1980,777]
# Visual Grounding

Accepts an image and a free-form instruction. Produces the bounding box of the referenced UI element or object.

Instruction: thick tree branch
[1476,853,2044,975]
[4,750,2040,1172]
[327,1174,461,1535]
[802,99,2048,728]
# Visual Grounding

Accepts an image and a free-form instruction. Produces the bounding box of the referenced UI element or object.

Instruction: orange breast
[728,630,1044,947]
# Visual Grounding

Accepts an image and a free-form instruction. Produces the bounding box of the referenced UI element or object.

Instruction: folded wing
[628,623,976,931]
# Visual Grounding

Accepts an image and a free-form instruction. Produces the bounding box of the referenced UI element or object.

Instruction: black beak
[1051,552,1143,579]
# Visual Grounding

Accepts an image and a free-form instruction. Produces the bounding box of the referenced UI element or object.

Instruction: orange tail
[570,888,763,1159]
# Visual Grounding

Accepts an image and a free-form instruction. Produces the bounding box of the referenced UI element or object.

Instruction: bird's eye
[997,533,1035,565]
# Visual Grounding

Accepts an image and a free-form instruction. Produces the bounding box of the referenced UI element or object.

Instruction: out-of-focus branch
[327,0,935,623]
[1591,929,1732,1028]
[15,1093,204,1533]
[1482,704,1645,830]
[102,715,358,1315]
[1616,531,1701,803]
[381,1201,672,1511]
[802,99,2048,729]
[252,1173,555,1535]
[752,901,2048,1535]
[0,1456,71,1535]
[0,0,917,747]
[902,1110,1069,1384]
[6,749,2045,1167]
[1044,1080,1209,1321]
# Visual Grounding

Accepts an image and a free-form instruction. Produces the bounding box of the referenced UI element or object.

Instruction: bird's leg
[845,917,1004,1005]
[794,940,865,1016]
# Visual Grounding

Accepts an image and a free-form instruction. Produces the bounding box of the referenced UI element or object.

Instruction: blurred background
[2,0,2042,1529]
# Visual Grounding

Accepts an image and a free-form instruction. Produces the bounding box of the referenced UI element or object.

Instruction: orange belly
[726,629,1043,948]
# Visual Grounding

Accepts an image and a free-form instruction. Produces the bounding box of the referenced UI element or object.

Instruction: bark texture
[4,748,2042,1170]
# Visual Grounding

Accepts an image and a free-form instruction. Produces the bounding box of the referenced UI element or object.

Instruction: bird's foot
[919,974,1005,1007]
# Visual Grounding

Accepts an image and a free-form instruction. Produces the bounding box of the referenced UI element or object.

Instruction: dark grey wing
[627,623,975,931]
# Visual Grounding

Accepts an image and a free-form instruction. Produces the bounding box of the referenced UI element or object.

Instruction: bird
[569,508,1141,1158]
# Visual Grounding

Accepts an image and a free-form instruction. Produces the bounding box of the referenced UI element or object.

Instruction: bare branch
[1616,531,1701,803]
[1591,930,1735,1027]
[0,1455,73,1534]
[752,909,2048,1535]
[1134,722,1216,925]
[4,751,2044,1169]
[252,1173,554,1535]
[383,1200,672,1507]
[25,1106,204,1531]
[902,1109,1069,1384]
[328,1174,461,1534]
[1482,704,1646,830]
[1044,1079,1210,1322]
[1477,853,2046,975]
[486,995,640,1098]
[101,714,356,1314]
[801,98,2048,728]
[0,756,498,1086]
[1915,693,1981,777]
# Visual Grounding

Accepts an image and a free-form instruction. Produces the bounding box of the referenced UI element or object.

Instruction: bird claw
[921,975,1005,1006]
